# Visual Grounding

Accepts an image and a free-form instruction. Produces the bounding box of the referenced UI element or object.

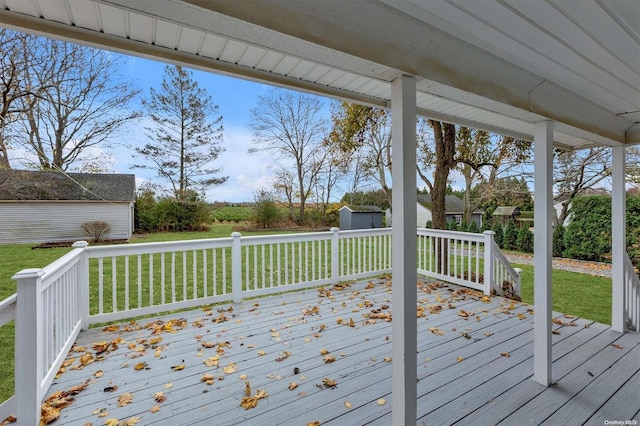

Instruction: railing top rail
[0,293,17,328]
[417,228,486,242]
[337,228,392,237]
[37,247,85,284]
[86,237,234,257]
[238,231,333,244]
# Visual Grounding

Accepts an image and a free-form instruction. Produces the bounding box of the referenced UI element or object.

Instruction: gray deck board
[41,278,639,426]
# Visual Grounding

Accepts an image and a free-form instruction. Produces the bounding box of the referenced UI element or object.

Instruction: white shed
[0,170,136,244]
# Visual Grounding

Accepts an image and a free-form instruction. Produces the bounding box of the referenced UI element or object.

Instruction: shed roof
[340,205,384,213]
[493,206,521,216]
[0,170,136,202]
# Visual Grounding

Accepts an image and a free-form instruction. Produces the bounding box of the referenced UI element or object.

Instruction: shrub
[491,222,504,248]
[447,219,458,231]
[425,220,433,229]
[503,220,518,250]
[552,224,565,257]
[252,189,281,229]
[211,206,252,223]
[467,220,480,233]
[516,226,534,253]
[81,221,111,242]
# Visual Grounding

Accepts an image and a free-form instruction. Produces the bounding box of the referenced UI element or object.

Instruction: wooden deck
[46,277,640,426]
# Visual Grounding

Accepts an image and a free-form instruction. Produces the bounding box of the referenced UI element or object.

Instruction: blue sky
[113,55,327,202]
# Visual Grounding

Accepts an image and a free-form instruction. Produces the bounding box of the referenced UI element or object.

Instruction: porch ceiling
[0,0,638,149]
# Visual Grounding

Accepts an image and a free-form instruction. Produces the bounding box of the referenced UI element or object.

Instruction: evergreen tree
[503,220,518,250]
[517,226,534,253]
[135,65,226,199]
[552,224,565,257]
[491,222,504,248]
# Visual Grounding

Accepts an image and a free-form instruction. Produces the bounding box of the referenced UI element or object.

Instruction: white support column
[533,120,554,386]
[390,74,417,425]
[611,145,627,332]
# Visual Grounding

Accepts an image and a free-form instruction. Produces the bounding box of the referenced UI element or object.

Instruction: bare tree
[553,147,610,226]
[250,89,327,224]
[14,36,140,171]
[135,65,227,199]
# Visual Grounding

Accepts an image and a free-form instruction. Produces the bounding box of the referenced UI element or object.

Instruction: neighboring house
[0,170,136,244]
[339,205,384,230]
[493,206,521,227]
[386,194,483,228]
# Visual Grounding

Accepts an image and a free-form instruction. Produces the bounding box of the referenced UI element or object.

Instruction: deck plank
[39,277,640,426]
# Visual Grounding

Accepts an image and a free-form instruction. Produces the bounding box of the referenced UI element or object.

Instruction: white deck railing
[624,251,640,331]
[4,227,517,425]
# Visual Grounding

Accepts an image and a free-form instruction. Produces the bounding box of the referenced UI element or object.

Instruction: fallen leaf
[319,348,329,355]
[104,419,119,426]
[322,378,337,388]
[255,389,268,399]
[239,373,248,380]
[323,355,336,364]
[103,325,120,332]
[134,362,148,371]
[117,392,133,407]
[501,352,511,358]
[457,357,464,362]
[150,405,161,413]
[123,417,140,426]
[344,401,352,409]
[171,364,185,371]
[103,386,118,393]
[306,422,320,426]
[611,343,624,349]
[153,391,166,403]
[383,357,392,363]
[94,370,103,378]
[257,350,266,357]
[483,332,494,337]
[288,382,298,390]
[377,398,386,405]
[240,396,257,410]
[40,406,61,425]
[165,383,173,389]
[148,336,163,345]
[245,380,251,396]
[223,363,237,374]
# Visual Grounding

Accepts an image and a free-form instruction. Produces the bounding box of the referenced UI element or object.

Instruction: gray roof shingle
[0,170,136,202]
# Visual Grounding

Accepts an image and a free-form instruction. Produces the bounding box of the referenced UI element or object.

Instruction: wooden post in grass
[13,268,44,426]
[231,232,242,303]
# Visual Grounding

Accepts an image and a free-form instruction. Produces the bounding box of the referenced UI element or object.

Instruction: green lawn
[0,226,615,404]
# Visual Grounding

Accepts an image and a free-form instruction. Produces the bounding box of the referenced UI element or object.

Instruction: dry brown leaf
[240,396,258,410]
[322,378,337,388]
[103,325,120,332]
[201,341,216,348]
[94,370,103,378]
[288,382,298,390]
[153,391,166,403]
[383,357,392,363]
[377,398,386,405]
[501,352,511,358]
[117,392,133,407]
[456,357,464,362]
[170,364,185,371]
[245,380,251,397]
[306,422,320,426]
[104,419,119,426]
[165,383,173,389]
[611,343,624,349]
[123,417,140,426]
[150,405,161,413]
[344,401,352,409]
[323,355,336,364]
[40,406,61,425]
[223,363,237,374]
[257,350,266,357]
[319,348,329,355]
[255,389,268,399]
[348,318,356,327]
[201,373,214,382]
[134,362,148,371]
[239,373,248,380]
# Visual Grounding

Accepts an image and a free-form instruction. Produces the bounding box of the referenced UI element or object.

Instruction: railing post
[514,268,523,298]
[330,227,340,285]
[12,268,44,426]
[231,232,242,303]
[72,241,90,329]
[483,231,495,296]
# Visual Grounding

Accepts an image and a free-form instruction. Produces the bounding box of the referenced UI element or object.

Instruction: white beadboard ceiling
[0,0,638,149]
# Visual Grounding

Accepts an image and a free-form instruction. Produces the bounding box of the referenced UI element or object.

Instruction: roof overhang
[0,0,637,149]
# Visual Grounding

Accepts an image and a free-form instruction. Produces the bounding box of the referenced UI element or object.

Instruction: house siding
[0,201,133,244]
[417,204,432,227]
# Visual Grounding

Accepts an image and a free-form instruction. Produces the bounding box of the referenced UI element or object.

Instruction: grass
[0,225,615,404]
